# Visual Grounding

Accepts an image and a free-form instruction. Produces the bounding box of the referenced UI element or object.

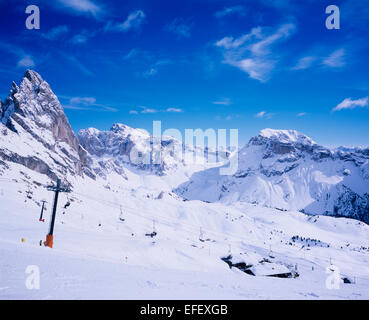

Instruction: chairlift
[145,220,157,238]
[199,227,205,242]
[63,194,71,209]
[118,205,125,222]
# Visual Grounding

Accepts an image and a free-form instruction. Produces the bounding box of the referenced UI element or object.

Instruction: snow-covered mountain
[78,123,213,178]
[0,70,208,185]
[176,129,369,223]
[0,70,94,181]
[1,71,369,299]
[1,71,368,224]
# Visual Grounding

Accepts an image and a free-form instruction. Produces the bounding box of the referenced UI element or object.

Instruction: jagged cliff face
[0,70,94,181]
[175,129,369,224]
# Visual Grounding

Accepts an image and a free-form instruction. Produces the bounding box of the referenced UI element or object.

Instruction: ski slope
[1,164,369,299]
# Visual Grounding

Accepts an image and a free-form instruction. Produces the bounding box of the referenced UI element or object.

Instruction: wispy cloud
[292,48,346,71]
[333,97,369,111]
[62,55,94,76]
[215,6,246,18]
[213,98,232,106]
[165,18,193,38]
[322,49,346,68]
[63,96,117,112]
[141,107,157,114]
[130,106,184,114]
[41,25,69,40]
[255,111,266,118]
[142,59,172,78]
[17,55,35,68]
[69,97,96,105]
[166,107,183,113]
[105,10,146,32]
[297,112,307,117]
[215,114,239,121]
[255,111,273,119]
[0,42,36,69]
[291,56,316,70]
[55,0,102,17]
[124,48,152,61]
[261,0,292,9]
[70,29,96,44]
[216,23,296,82]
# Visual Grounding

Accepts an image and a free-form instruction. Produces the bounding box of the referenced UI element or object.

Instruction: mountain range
[1,70,368,223]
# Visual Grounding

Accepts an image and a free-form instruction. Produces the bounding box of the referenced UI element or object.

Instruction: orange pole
[45,234,53,248]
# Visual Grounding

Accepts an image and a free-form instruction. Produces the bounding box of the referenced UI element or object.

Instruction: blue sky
[0,0,368,147]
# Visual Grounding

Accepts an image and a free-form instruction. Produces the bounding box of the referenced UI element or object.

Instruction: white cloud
[141,107,158,114]
[297,112,307,117]
[215,6,246,18]
[250,23,295,56]
[333,97,369,111]
[292,56,316,70]
[216,23,296,82]
[230,58,275,82]
[63,96,117,112]
[213,98,232,106]
[255,111,273,119]
[143,68,158,78]
[70,29,96,44]
[165,18,193,38]
[322,49,345,68]
[215,27,262,49]
[70,97,96,105]
[121,10,146,31]
[56,0,101,17]
[41,25,69,40]
[255,111,266,118]
[131,106,184,114]
[142,60,172,78]
[166,107,183,113]
[106,10,146,32]
[17,56,35,68]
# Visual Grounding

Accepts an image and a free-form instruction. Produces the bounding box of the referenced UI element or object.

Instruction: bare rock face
[0,70,95,181]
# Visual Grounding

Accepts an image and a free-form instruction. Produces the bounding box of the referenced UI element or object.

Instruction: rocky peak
[259,129,316,145]
[0,70,94,180]
[248,128,322,157]
[110,123,130,134]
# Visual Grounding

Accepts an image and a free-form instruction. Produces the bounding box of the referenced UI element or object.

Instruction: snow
[259,128,316,145]
[178,129,369,223]
[0,162,369,299]
[1,70,369,300]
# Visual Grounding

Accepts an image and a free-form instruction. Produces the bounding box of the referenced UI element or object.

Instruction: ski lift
[63,194,71,209]
[39,200,47,222]
[145,220,157,238]
[199,227,205,242]
[26,186,32,199]
[119,205,125,222]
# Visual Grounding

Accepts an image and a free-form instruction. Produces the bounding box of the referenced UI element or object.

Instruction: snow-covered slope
[1,162,369,299]
[176,129,369,223]
[1,71,369,300]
